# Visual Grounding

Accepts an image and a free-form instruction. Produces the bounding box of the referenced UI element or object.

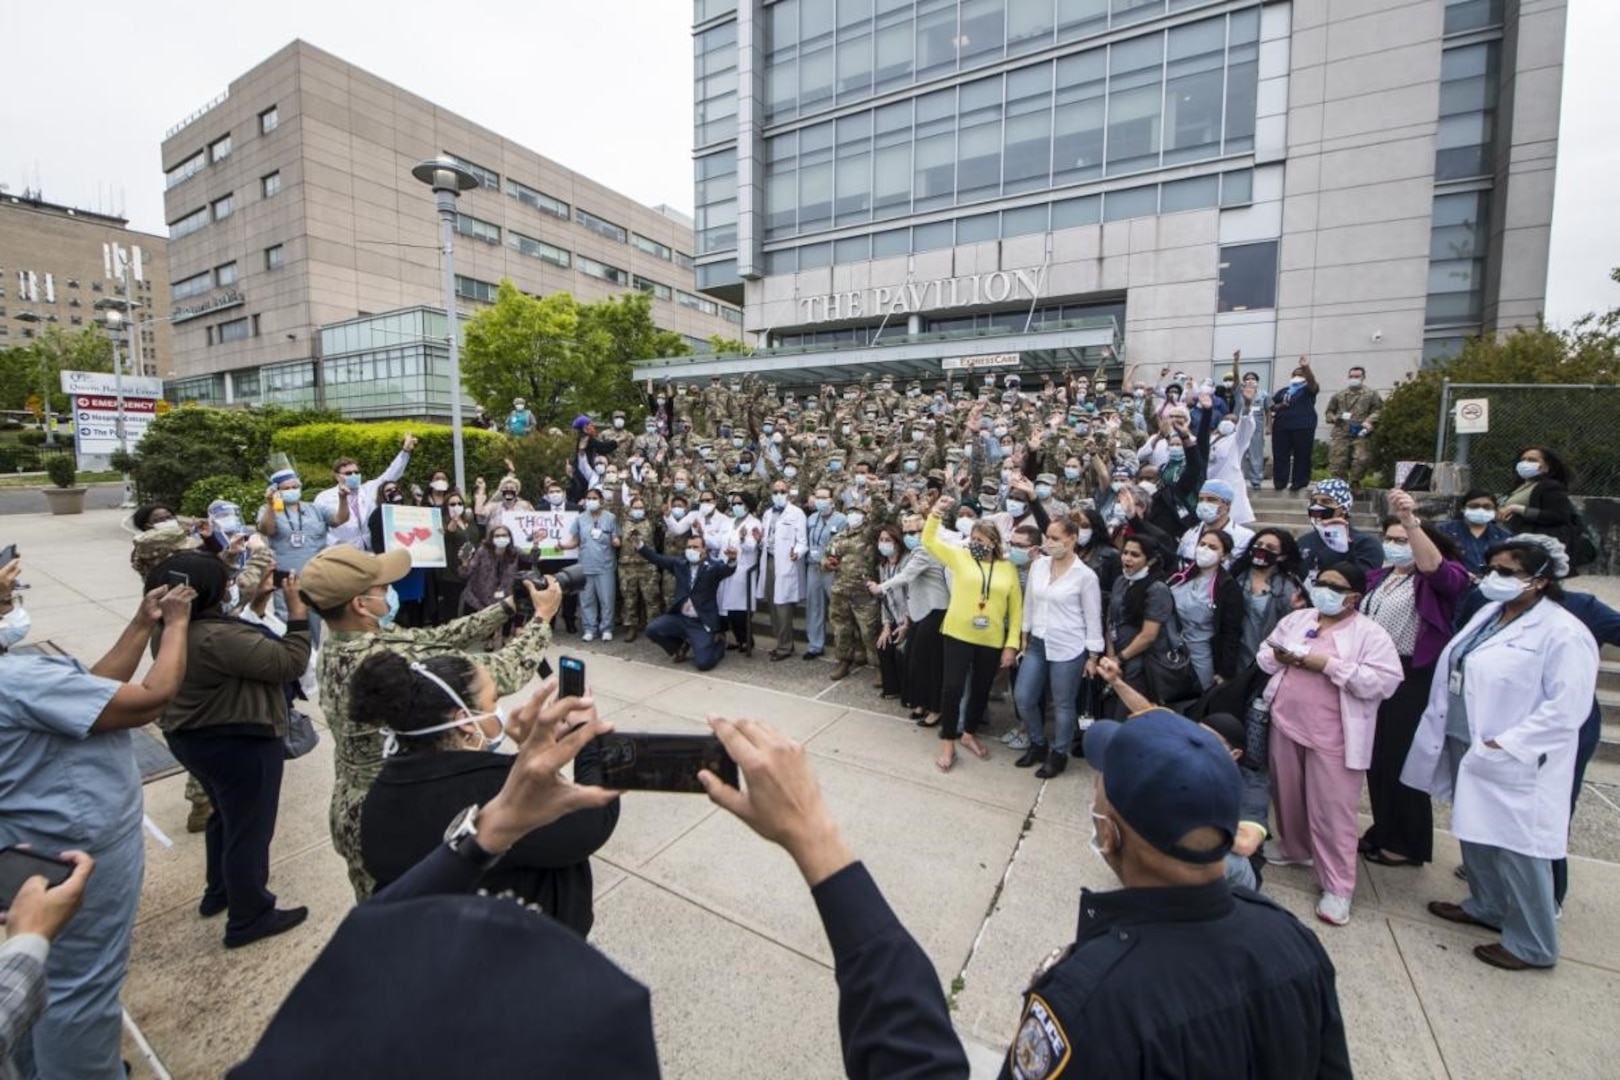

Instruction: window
[1106,35,1164,174]
[264,245,285,271]
[1436,42,1499,180]
[676,290,719,316]
[454,275,499,303]
[1445,0,1504,35]
[577,256,629,286]
[696,150,738,253]
[1004,65,1054,194]
[262,171,281,197]
[633,275,673,300]
[505,178,568,219]
[172,270,213,300]
[631,234,674,260]
[1427,190,1491,325]
[210,135,232,163]
[216,317,251,344]
[695,19,739,143]
[722,306,743,326]
[574,208,628,243]
[169,207,208,239]
[454,212,502,244]
[508,231,572,268]
[212,194,235,222]
[447,154,499,191]
[259,106,279,134]
[165,150,206,190]
[674,250,696,270]
[1217,242,1278,313]
[215,261,238,287]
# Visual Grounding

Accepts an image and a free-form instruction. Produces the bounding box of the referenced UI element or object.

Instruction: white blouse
[1022,555,1105,663]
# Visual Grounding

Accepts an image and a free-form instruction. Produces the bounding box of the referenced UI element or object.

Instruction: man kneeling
[638,533,736,671]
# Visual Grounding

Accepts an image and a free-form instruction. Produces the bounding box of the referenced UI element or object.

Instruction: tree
[708,334,750,354]
[460,281,690,428]
[0,327,114,413]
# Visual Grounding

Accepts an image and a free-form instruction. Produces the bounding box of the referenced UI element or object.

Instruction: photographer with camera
[298,545,563,901]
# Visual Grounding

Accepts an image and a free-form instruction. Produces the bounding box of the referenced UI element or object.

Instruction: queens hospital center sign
[797,267,1046,323]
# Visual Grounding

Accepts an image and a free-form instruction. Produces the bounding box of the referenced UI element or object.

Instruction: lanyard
[282,505,304,532]
[976,558,993,611]
[1452,613,1508,676]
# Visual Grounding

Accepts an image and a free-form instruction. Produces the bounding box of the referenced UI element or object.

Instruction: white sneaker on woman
[1262,841,1314,868]
[1316,892,1352,926]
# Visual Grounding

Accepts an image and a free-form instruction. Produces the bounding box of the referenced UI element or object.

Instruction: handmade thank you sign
[381,505,447,568]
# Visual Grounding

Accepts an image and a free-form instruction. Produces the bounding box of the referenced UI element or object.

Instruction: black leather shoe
[802,650,824,660]
[1014,744,1046,768]
[1035,752,1068,779]
[198,894,226,919]
[224,906,309,949]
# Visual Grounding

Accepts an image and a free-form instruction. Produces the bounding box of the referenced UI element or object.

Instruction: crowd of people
[0,356,1610,1078]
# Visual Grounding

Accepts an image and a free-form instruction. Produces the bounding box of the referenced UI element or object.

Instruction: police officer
[1325,366,1382,486]
[1000,690,1351,1080]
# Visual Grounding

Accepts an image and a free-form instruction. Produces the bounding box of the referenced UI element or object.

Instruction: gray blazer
[882,547,949,623]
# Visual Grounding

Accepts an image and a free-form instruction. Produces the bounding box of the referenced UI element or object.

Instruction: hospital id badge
[1447,670,1463,695]
[591,528,602,541]
[972,615,991,630]
[288,532,305,549]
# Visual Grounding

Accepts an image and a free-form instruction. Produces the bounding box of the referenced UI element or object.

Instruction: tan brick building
[0,194,169,377]
[159,40,745,415]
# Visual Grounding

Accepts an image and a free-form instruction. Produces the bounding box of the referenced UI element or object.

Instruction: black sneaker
[224,906,309,950]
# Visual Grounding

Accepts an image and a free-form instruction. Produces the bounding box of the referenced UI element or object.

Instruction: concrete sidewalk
[6,510,1620,1078]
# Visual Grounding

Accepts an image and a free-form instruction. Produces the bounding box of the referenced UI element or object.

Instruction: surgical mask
[903,534,921,551]
[1308,586,1347,616]
[430,480,449,493]
[700,503,716,516]
[447,503,465,515]
[584,499,601,512]
[732,437,745,449]
[493,537,511,550]
[685,548,703,564]
[547,493,564,507]
[613,418,625,429]
[1478,572,1528,603]
[1076,529,1093,547]
[1042,541,1068,558]
[1035,484,1052,499]
[1195,502,1221,524]
[1139,481,1159,496]
[827,461,842,473]
[671,506,688,519]
[912,430,925,442]
[1194,547,1221,570]
[853,474,868,487]
[280,488,302,505]
[1217,420,1236,437]
[969,541,992,561]
[1008,547,1032,567]
[1515,460,1542,480]
[846,512,866,528]
[816,437,829,448]
[1123,567,1148,582]
[955,518,975,536]
[1346,378,1363,388]
[1383,541,1414,567]
[877,540,896,558]
[1317,522,1350,554]
[772,493,788,510]
[0,606,32,650]
[1006,499,1027,517]
[1167,448,1186,462]
[645,425,659,435]
[903,460,919,473]
[674,481,688,493]
[1290,376,1307,387]
[1064,467,1080,481]
[629,509,646,521]
[784,466,798,478]
[1463,507,1495,526]
[370,586,401,628]
[993,426,1007,438]
[731,504,746,519]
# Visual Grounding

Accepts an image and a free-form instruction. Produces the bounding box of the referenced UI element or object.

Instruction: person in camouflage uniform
[300,545,561,901]
[618,493,662,643]
[1324,365,1383,485]
[824,492,887,681]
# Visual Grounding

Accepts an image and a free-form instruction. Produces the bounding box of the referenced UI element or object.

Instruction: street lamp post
[94,299,137,508]
[410,157,478,497]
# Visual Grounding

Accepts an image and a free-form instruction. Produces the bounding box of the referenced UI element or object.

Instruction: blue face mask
[903,534,921,551]
[372,586,400,628]
[1064,467,1080,481]
[1008,547,1032,567]
[281,487,302,504]
[1167,447,1186,462]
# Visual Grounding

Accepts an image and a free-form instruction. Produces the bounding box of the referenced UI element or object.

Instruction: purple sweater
[1364,559,1470,669]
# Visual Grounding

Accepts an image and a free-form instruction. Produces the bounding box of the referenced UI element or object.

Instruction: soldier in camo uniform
[824,492,888,682]
[618,492,662,643]
[301,545,560,901]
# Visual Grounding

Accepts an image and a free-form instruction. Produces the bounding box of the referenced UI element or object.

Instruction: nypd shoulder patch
[1010,993,1071,1080]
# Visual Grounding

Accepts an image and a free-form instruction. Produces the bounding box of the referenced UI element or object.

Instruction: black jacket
[1507,478,1576,547]
[638,545,735,632]
[360,743,619,938]
[1147,411,1212,539]
[567,434,620,502]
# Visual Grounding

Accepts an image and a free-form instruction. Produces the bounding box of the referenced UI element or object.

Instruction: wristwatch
[443,803,503,869]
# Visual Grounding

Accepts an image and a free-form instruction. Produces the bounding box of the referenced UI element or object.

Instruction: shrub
[16,429,46,446]
[270,421,512,496]
[122,405,348,507]
[46,455,76,488]
[180,474,270,519]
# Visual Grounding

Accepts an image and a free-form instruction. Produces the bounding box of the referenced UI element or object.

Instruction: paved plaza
[5,508,1620,1078]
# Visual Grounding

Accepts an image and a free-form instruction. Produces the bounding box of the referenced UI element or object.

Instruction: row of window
[163,104,277,190]
[772,296,1125,347]
[204,313,261,346]
[758,166,1251,274]
[169,165,283,241]
[172,261,238,300]
[452,269,739,324]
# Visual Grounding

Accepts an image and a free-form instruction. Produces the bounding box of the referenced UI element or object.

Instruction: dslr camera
[512,563,588,619]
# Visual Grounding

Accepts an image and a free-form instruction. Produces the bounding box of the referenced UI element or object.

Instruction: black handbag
[283,708,320,760]
[1141,594,1204,707]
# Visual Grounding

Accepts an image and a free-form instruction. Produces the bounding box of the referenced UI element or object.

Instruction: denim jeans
[1014,636,1086,754]
[805,564,833,651]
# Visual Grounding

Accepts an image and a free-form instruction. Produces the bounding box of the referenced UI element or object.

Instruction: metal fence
[0,444,75,475]
[1437,382,1620,497]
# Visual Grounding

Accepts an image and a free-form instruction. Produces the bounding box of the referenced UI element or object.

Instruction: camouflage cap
[131,527,204,579]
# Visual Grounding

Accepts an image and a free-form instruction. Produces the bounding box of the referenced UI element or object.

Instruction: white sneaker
[1316,892,1352,927]
[582,633,596,642]
[1004,731,1031,750]
[999,728,1021,745]
[1262,841,1314,868]
[601,631,613,641]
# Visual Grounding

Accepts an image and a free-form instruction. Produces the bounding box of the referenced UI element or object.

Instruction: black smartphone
[0,544,17,571]
[165,570,190,589]
[272,569,290,587]
[0,846,74,911]
[535,657,554,680]
[592,733,738,794]
[558,655,586,700]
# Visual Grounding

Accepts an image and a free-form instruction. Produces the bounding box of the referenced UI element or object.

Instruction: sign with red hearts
[380,505,447,568]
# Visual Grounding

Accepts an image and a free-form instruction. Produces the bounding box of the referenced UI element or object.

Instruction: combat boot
[829,659,852,681]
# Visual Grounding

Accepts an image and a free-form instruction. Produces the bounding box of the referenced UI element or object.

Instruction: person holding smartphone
[0,850,95,1067]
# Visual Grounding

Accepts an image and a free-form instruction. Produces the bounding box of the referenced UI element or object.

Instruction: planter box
[42,487,87,515]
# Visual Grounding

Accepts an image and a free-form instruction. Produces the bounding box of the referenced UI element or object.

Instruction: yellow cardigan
[922,516,1023,649]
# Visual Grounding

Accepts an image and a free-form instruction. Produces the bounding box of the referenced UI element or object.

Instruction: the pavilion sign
[797,266,1046,323]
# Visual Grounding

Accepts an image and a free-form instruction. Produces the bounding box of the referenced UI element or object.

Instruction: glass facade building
[666,0,1564,391]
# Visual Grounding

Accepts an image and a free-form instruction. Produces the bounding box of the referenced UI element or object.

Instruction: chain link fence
[1438,383,1620,497]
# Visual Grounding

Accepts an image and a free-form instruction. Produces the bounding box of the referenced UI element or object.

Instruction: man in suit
[638,533,737,672]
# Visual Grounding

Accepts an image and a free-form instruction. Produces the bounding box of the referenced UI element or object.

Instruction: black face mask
[384,492,404,504]
[1249,547,1278,568]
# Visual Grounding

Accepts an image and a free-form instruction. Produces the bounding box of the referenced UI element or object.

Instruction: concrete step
[1601,661,1620,695]
[1599,689,1620,765]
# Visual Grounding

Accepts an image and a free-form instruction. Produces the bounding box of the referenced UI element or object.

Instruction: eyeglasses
[1485,566,1528,579]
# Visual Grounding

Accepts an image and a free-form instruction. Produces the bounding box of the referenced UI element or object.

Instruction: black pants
[165,730,285,933]
[1362,659,1435,863]
[1272,427,1314,490]
[902,609,945,712]
[726,609,752,648]
[877,638,905,697]
[939,637,1000,741]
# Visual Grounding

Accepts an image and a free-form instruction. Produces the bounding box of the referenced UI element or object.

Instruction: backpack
[1570,509,1601,568]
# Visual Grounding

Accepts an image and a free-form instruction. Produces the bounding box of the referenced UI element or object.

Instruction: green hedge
[15,429,46,447]
[122,405,348,507]
[180,475,270,518]
[270,421,513,496]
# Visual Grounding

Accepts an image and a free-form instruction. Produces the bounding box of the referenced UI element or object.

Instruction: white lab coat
[1206,410,1256,526]
[1400,599,1598,860]
[717,513,762,613]
[756,503,808,605]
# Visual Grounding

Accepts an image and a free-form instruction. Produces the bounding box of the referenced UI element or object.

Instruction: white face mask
[1463,507,1495,526]
[0,606,32,651]
[1308,586,1348,616]
[1076,528,1093,547]
[1194,546,1221,570]
[430,480,449,492]
[955,518,975,536]
[1317,522,1351,554]
[1478,572,1528,603]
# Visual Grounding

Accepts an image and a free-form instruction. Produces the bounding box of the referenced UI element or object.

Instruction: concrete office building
[657,0,1565,391]
[0,194,169,376]
[159,40,745,416]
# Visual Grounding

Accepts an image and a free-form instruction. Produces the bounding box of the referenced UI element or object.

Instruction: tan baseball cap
[299,547,412,610]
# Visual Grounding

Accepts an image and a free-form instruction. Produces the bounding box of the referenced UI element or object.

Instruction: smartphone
[0,846,75,911]
[272,569,291,587]
[0,544,16,571]
[535,657,554,681]
[592,733,738,794]
[558,655,586,700]
[165,571,190,590]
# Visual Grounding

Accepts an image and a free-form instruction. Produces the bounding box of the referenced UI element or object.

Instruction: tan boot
[829,660,852,681]
[187,798,213,834]
[623,626,638,643]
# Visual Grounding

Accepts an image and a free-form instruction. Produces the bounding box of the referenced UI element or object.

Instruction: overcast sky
[2,0,1614,326]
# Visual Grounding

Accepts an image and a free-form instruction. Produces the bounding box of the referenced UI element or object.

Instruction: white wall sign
[1454,398,1490,435]
[797,267,1046,324]
[60,370,165,398]
[60,370,162,454]
[941,353,1021,372]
